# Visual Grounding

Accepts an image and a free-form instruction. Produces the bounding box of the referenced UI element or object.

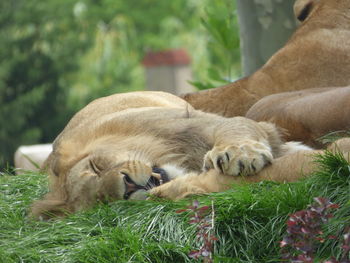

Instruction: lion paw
[203,142,273,176]
[149,181,206,200]
[149,182,181,200]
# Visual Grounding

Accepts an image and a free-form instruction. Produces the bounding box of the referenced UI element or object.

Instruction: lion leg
[150,170,234,200]
[326,138,350,152]
[150,151,312,201]
[243,139,350,183]
[151,150,319,200]
[215,138,350,184]
[151,139,350,200]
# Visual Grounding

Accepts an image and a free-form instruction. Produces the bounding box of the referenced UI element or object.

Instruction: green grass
[1,151,350,263]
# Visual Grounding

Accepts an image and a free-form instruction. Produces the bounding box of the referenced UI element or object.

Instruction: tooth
[151,172,161,180]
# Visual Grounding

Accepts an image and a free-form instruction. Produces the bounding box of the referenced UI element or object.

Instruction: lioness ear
[89,159,104,176]
[294,0,319,22]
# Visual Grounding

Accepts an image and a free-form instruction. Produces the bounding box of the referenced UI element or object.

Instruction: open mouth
[123,167,169,200]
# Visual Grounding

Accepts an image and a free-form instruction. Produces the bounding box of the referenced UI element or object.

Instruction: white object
[14,144,52,173]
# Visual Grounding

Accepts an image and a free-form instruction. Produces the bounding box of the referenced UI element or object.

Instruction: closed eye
[297,3,312,22]
[89,160,100,175]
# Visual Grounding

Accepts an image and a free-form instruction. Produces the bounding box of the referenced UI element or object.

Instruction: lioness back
[58,91,192,140]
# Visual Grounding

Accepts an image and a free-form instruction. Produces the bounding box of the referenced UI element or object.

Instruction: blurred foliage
[0,0,241,167]
[191,0,241,90]
[0,0,80,168]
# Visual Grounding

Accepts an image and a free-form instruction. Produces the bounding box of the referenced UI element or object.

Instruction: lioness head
[65,155,171,206]
[31,158,170,220]
[94,160,169,201]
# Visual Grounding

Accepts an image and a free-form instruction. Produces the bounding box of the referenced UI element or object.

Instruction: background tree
[0,0,81,168]
[236,0,297,76]
[190,0,241,90]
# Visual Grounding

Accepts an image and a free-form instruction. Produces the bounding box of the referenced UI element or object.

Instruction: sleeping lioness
[30,91,350,219]
[182,0,350,117]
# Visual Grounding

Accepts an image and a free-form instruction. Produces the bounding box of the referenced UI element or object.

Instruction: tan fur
[182,0,350,117]
[246,87,350,148]
[30,91,310,219]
